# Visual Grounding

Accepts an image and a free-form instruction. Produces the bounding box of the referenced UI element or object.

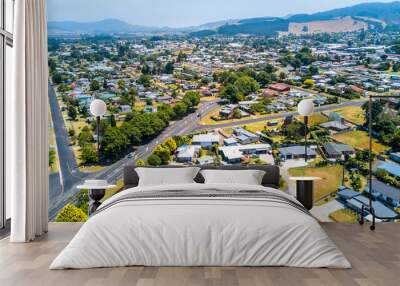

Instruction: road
[195,99,366,131]
[48,84,220,219]
[49,83,365,220]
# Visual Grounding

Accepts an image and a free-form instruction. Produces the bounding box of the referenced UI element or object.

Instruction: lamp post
[90,99,107,157]
[298,99,314,163]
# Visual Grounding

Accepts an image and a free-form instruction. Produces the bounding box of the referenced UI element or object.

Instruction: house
[323,142,355,159]
[176,145,200,163]
[319,121,351,132]
[233,127,260,144]
[224,137,238,146]
[219,144,271,164]
[365,179,400,208]
[389,152,400,164]
[197,156,214,165]
[345,195,398,220]
[279,146,317,160]
[119,105,131,113]
[377,162,400,178]
[269,83,290,92]
[262,89,279,98]
[192,134,220,149]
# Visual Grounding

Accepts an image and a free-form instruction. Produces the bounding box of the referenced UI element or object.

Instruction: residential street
[49,82,366,220]
[48,84,220,219]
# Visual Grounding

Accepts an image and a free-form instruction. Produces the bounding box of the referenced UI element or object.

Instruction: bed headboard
[123,165,280,189]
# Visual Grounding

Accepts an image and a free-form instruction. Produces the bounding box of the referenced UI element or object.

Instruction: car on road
[126,152,135,159]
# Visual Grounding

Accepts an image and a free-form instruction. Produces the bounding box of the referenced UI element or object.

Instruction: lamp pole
[298,99,314,164]
[304,115,308,162]
[90,99,107,160]
[96,116,100,157]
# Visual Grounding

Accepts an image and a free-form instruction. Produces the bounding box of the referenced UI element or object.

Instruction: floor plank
[0,222,399,286]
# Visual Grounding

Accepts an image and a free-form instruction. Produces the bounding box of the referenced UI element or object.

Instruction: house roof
[279,146,317,156]
[377,162,400,177]
[324,142,355,156]
[337,188,360,199]
[365,179,400,201]
[192,134,219,144]
[320,121,349,130]
[347,195,399,219]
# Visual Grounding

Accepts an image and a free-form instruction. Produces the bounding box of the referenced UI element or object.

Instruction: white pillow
[136,167,200,186]
[200,169,265,185]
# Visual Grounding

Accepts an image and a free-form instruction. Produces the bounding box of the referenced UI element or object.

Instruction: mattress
[50,183,351,269]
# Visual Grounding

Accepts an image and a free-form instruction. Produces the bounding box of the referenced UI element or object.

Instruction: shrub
[147,154,162,166]
[55,204,88,222]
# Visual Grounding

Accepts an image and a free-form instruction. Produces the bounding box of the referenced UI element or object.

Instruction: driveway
[280,159,308,194]
[311,200,344,222]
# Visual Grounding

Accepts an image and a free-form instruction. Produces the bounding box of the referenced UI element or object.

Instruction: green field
[288,165,343,202]
[329,209,358,223]
[332,130,390,154]
[332,106,365,125]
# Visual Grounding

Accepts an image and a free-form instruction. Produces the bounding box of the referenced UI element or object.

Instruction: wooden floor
[0,223,399,286]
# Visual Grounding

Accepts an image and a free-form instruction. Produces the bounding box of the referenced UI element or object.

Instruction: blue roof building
[377,162,400,178]
[346,195,399,220]
[365,179,400,208]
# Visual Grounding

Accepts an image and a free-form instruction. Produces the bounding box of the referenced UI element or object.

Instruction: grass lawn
[332,130,390,153]
[48,112,59,174]
[329,209,358,223]
[241,119,284,133]
[199,106,272,126]
[102,179,124,202]
[200,95,219,102]
[332,106,365,125]
[297,113,329,127]
[288,164,343,202]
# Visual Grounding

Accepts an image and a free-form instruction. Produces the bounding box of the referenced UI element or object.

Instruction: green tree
[255,71,272,87]
[234,76,259,95]
[137,74,152,87]
[147,154,162,166]
[173,102,188,118]
[183,91,201,108]
[153,144,171,164]
[90,80,100,91]
[164,61,175,74]
[101,127,129,158]
[121,122,142,145]
[220,84,243,103]
[80,144,99,164]
[118,79,126,90]
[49,149,56,167]
[164,138,177,153]
[55,204,88,222]
[68,105,78,120]
[135,159,146,166]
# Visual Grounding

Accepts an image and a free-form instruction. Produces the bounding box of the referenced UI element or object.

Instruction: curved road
[49,83,365,219]
[48,83,219,219]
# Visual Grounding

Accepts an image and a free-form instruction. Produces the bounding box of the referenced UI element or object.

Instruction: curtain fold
[9,0,49,242]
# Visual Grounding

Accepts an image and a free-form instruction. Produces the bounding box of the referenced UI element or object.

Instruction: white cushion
[136,167,200,186]
[200,169,265,185]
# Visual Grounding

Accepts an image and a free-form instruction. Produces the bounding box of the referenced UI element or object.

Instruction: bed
[50,165,351,269]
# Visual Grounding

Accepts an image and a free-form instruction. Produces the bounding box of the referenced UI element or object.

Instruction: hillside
[48,1,400,36]
[193,1,400,36]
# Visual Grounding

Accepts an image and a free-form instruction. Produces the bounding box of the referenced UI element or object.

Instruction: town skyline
[47,0,395,28]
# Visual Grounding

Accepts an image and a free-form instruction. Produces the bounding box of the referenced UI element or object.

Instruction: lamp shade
[298,99,315,116]
[90,99,107,117]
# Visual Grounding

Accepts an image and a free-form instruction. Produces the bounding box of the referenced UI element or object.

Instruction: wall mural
[47,0,400,223]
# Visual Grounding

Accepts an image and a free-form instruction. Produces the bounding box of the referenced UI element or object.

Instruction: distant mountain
[192,1,400,36]
[48,19,163,35]
[48,1,400,36]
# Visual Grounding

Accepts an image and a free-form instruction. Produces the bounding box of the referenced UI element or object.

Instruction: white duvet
[50,183,351,269]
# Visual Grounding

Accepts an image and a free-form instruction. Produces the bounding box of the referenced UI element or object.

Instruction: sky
[47,0,396,28]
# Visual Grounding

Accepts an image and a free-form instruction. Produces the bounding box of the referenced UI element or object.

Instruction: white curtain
[8,0,49,242]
